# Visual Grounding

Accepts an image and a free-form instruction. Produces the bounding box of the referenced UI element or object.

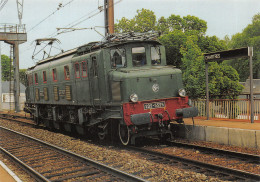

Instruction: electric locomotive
[24,33,198,145]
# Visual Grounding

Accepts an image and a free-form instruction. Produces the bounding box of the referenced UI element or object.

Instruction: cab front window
[132,47,146,66]
[151,46,161,65]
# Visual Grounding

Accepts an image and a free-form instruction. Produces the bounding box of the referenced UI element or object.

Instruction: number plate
[144,101,165,110]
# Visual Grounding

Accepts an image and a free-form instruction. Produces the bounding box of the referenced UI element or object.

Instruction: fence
[192,99,260,121]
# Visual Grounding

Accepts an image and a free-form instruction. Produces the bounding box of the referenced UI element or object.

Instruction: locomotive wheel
[118,123,130,145]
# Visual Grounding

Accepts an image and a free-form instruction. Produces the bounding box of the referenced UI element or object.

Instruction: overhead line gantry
[0,0,27,112]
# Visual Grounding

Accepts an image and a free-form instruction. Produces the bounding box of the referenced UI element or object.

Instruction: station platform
[172,118,260,149]
[183,118,260,130]
[0,161,21,182]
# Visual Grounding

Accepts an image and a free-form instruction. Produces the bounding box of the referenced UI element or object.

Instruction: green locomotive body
[25,33,198,145]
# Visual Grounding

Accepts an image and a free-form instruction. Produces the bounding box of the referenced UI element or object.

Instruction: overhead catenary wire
[22,7,103,54]
[21,0,123,62]
[27,0,77,33]
[53,0,122,37]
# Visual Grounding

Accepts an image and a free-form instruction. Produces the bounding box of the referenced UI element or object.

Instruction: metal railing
[192,99,260,121]
[0,23,26,33]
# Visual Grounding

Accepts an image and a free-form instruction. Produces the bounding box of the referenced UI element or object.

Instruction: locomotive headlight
[178,88,186,97]
[130,93,138,102]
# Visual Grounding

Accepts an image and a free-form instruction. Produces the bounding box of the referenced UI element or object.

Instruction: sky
[0,0,259,69]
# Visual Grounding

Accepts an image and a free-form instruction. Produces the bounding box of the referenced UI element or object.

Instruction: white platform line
[0,160,22,182]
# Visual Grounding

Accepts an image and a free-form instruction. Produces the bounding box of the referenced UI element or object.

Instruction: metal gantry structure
[0,0,27,112]
[16,0,24,26]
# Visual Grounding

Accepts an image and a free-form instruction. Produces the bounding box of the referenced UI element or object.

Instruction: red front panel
[123,97,189,126]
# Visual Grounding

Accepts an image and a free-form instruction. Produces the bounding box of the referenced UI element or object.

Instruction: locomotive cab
[107,40,198,145]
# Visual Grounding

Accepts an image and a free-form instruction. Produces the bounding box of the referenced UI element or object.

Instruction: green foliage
[228,13,260,80]
[208,62,243,99]
[166,14,183,32]
[1,54,13,81]
[114,17,135,33]
[180,36,206,98]
[198,35,228,53]
[19,69,27,86]
[1,54,27,85]
[156,16,168,35]
[115,8,156,33]
[159,30,187,67]
[182,15,207,35]
[181,36,243,99]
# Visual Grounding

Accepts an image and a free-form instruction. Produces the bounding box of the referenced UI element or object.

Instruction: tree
[166,14,183,32]
[208,62,243,99]
[1,54,13,81]
[156,16,168,35]
[115,8,156,33]
[159,21,226,68]
[1,54,27,86]
[198,35,228,53]
[228,13,260,81]
[180,36,206,98]
[182,15,207,35]
[159,30,187,67]
[181,36,243,99]
[19,69,27,86]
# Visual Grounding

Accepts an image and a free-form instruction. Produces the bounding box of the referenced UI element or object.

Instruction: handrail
[0,23,26,33]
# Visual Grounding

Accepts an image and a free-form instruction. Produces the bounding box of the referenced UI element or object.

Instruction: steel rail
[166,140,260,163]
[0,126,147,182]
[0,146,50,181]
[127,146,260,181]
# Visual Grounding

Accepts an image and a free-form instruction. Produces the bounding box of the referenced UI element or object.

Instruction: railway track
[166,140,260,164]
[0,113,35,126]
[0,126,146,182]
[1,112,260,181]
[126,145,260,181]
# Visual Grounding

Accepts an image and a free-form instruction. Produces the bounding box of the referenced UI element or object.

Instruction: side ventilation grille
[53,86,59,101]
[35,88,40,101]
[44,87,48,101]
[65,85,72,101]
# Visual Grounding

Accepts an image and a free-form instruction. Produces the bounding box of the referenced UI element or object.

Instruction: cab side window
[34,73,38,84]
[151,46,161,65]
[43,71,47,83]
[82,61,87,77]
[74,63,80,78]
[64,65,70,80]
[111,48,126,68]
[52,68,58,82]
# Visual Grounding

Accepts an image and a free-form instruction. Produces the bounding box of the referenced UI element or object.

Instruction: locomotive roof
[28,32,160,70]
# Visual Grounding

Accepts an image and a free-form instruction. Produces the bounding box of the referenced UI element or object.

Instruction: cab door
[89,55,101,106]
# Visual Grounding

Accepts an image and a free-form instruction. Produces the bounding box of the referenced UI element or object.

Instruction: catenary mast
[104,0,114,36]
